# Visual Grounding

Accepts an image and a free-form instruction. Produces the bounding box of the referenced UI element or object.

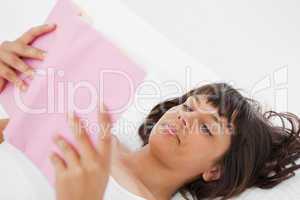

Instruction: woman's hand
[0,24,56,92]
[50,104,113,200]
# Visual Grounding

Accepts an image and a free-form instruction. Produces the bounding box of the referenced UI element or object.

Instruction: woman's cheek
[183,135,213,157]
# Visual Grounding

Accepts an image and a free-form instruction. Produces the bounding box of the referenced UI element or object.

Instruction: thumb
[0,78,6,93]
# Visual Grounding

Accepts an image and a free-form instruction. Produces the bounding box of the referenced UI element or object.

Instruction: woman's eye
[183,104,194,112]
[200,124,212,136]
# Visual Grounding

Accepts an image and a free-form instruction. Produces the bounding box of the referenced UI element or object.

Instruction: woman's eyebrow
[193,95,221,124]
[209,113,220,124]
[194,95,201,104]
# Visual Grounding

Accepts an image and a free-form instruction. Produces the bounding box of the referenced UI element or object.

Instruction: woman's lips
[162,123,181,144]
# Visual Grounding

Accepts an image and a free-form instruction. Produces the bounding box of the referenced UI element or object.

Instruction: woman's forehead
[188,94,231,128]
[188,95,217,110]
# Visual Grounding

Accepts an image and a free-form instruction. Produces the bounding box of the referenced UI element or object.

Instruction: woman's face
[149,95,232,180]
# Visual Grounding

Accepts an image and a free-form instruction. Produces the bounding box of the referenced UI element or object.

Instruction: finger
[0,61,27,91]
[98,102,112,140]
[0,78,6,93]
[54,136,80,167]
[98,134,112,160]
[17,24,56,44]
[67,112,97,159]
[50,153,66,174]
[97,103,113,156]
[7,41,45,60]
[0,50,35,78]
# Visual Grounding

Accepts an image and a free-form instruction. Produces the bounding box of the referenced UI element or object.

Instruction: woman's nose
[177,115,187,127]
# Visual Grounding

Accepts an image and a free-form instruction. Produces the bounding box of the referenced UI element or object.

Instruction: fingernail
[41,52,47,59]
[21,84,28,91]
[67,110,75,121]
[56,138,65,149]
[100,133,106,140]
[18,82,28,92]
[25,69,35,79]
[47,23,56,28]
[99,102,106,112]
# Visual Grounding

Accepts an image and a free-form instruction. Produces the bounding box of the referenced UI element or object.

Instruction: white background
[122,0,300,115]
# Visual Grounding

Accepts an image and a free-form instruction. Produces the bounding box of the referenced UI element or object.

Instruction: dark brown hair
[138,82,300,199]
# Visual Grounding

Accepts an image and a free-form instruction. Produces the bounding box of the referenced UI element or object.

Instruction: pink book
[0,0,145,185]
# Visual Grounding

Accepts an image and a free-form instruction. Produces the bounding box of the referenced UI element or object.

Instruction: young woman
[0,24,300,200]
